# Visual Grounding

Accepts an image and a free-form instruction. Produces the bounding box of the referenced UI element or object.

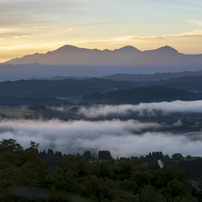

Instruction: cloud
[111,30,202,43]
[186,20,202,26]
[78,100,202,118]
[0,28,29,38]
[0,119,202,158]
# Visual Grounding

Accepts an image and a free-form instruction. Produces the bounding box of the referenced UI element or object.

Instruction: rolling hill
[0,77,201,105]
[83,86,202,104]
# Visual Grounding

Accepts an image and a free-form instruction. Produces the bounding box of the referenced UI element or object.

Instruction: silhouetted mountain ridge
[146,45,179,54]
[4,45,200,65]
[3,45,202,79]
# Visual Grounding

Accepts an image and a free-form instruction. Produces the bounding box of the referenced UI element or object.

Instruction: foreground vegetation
[1,139,202,201]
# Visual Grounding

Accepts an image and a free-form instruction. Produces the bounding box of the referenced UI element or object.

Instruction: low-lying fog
[1,100,202,158]
[0,119,201,158]
[78,100,202,118]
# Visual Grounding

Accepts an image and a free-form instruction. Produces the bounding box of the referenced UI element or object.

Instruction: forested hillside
[0,77,201,106]
[83,86,202,104]
[1,139,202,201]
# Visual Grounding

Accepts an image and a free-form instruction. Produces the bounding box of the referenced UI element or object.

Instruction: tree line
[0,139,202,201]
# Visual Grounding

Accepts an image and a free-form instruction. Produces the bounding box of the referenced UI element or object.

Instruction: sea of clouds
[78,100,202,118]
[0,118,202,158]
[1,100,202,157]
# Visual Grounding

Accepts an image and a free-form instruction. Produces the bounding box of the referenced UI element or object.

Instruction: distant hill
[3,45,202,78]
[0,64,102,81]
[139,76,202,92]
[102,71,202,82]
[0,77,201,105]
[83,87,202,104]
[0,76,201,98]
[0,78,138,97]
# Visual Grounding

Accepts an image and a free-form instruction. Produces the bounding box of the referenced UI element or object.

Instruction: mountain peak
[156,45,178,53]
[116,45,141,52]
[54,45,79,52]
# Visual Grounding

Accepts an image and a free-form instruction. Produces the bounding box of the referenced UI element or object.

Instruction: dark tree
[98,150,113,160]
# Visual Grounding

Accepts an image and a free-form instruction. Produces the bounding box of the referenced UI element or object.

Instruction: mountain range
[1,45,202,80]
[5,45,202,67]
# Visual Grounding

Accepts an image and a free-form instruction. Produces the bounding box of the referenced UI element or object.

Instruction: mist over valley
[1,46,202,157]
[2,0,202,200]
[1,100,202,158]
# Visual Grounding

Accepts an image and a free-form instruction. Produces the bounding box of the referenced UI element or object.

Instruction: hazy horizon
[0,0,202,62]
[1,0,202,158]
[3,44,202,64]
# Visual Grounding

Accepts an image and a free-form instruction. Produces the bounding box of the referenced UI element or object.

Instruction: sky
[0,0,202,62]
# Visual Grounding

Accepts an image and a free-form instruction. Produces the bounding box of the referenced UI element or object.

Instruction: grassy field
[0,108,34,117]
[48,105,79,111]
